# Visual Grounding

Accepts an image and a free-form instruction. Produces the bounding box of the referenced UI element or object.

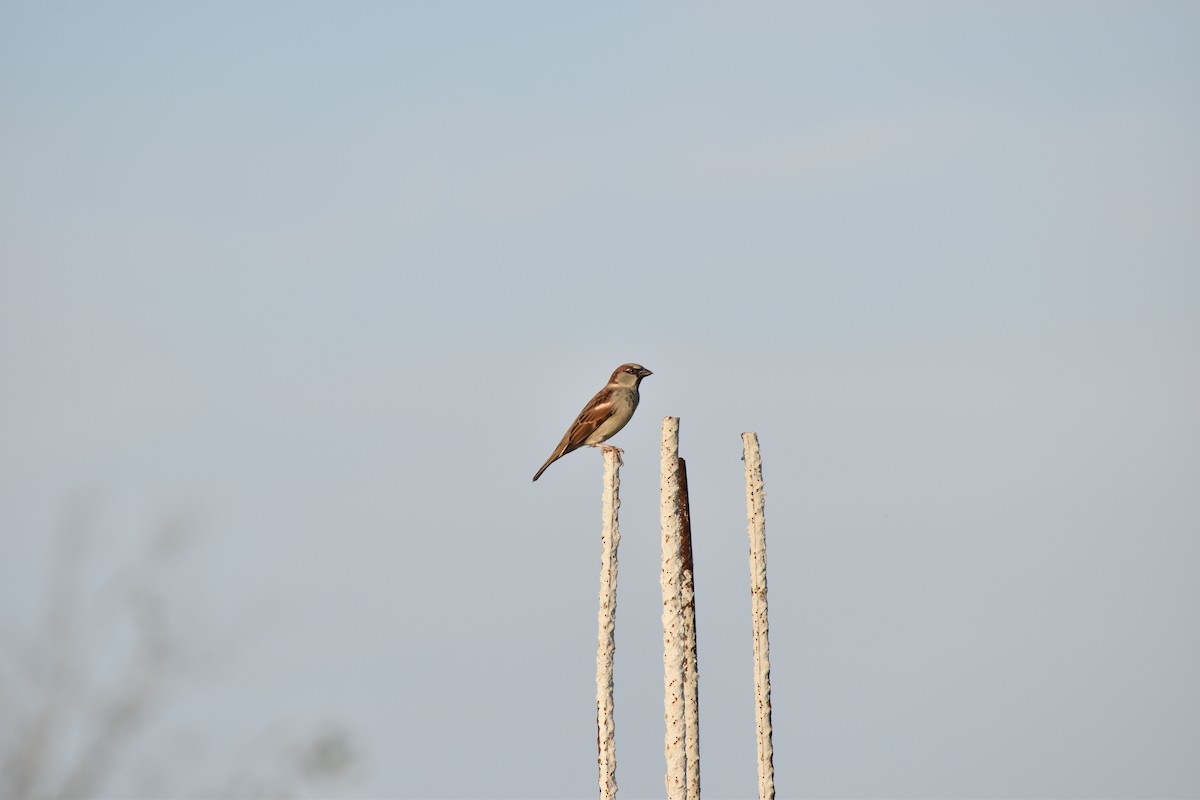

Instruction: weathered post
[742,432,774,800]
[660,418,687,798]
[596,447,622,799]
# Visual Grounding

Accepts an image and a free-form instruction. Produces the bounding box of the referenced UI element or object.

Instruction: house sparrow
[533,363,654,482]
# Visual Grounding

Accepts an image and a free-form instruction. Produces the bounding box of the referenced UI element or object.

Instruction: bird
[533,363,653,481]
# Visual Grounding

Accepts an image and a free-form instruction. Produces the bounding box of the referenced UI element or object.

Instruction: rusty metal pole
[678,458,701,798]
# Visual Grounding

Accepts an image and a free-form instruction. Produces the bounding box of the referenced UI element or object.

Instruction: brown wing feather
[532,387,616,481]
[563,390,616,449]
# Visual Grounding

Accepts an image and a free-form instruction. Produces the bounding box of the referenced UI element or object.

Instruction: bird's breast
[583,390,638,445]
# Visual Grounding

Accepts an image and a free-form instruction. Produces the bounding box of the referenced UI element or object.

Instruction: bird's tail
[532,440,576,482]
[532,453,560,482]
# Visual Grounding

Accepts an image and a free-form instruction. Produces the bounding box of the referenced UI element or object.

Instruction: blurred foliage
[0,502,360,799]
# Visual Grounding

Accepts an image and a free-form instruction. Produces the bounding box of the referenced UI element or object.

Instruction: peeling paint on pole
[596,447,621,799]
[660,418,687,799]
[742,432,774,800]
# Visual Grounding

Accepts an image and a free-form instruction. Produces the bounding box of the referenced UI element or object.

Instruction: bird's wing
[532,385,617,481]
[563,387,617,450]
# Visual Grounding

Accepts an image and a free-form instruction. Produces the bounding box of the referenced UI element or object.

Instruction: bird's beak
[639,367,654,377]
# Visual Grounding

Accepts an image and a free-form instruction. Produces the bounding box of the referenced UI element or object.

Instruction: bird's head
[611,363,653,388]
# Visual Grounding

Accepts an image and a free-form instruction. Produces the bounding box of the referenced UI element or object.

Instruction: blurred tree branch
[0,502,359,799]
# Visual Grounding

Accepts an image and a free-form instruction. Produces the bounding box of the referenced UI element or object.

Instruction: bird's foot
[595,443,624,470]
[598,444,624,467]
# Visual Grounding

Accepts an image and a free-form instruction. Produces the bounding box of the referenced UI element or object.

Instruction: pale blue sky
[2,2,1198,798]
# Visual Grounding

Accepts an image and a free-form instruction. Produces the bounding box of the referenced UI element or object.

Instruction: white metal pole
[660,417,687,798]
[596,447,622,799]
[742,432,775,800]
